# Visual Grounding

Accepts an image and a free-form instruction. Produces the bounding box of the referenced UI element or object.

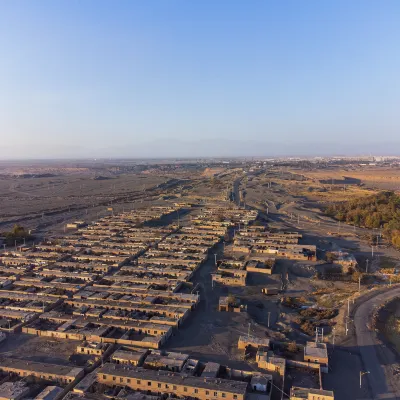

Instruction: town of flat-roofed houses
[5,158,400,400]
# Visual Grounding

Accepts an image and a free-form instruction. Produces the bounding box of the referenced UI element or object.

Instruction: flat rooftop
[112,350,146,362]
[291,386,334,398]
[34,385,63,400]
[304,341,328,359]
[0,381,29,399]
[0,357,83,378]
[99,364,249,395]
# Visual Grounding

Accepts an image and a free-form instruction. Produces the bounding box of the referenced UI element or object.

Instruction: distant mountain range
[0,139,399,159]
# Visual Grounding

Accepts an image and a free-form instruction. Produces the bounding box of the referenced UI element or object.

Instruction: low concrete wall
[287,359,325,372]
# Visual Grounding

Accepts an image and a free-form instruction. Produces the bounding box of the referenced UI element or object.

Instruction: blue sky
[0,0,399,158]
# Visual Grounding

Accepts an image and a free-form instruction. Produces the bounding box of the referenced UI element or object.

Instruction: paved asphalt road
[355,287,400,399]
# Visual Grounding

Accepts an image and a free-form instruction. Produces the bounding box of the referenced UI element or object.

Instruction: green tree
[227,294,236,306]
[287,341,298,353]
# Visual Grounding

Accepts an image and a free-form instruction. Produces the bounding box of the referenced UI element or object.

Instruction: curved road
[355,287,400,399]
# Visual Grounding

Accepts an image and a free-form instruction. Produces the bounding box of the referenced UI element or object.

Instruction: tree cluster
[299,308,337,320]
[325,191,400,248]
[2,224,32,246]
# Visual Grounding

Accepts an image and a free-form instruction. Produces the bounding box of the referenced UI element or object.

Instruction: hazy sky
[0,0,399,158]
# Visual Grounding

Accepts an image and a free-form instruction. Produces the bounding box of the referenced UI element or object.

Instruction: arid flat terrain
[1,158,400,400]
[290,166,400,191]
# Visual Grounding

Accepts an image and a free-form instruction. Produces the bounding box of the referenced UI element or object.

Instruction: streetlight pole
[332,327,336,349]
[348,298,350,316]
[360,371,370,388]
[345,317,352,336]
[267,312,271,328]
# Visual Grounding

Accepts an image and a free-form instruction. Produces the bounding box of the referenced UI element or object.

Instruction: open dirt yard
[0,333,79,366]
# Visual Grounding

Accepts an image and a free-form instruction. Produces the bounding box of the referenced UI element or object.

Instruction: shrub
[287,341,299,353]
[300,321,315,336]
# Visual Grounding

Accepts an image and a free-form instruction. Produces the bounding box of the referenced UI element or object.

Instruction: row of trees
[325,191,400,248]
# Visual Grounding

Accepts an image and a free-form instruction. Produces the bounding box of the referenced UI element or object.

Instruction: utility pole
[371,245,374,258]
[360,371,370,389]
[214,253,217,267]
[267,312,271,328]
